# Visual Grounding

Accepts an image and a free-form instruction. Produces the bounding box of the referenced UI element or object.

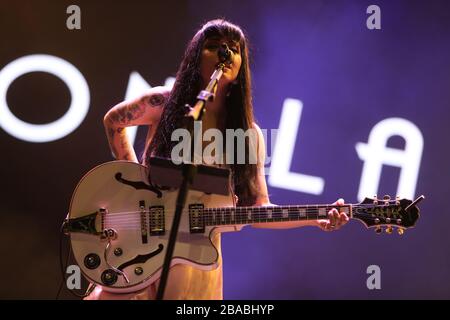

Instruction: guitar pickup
[189,204,205,234]
[149,206,165,236]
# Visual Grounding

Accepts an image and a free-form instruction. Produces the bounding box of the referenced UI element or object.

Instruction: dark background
[0,0,449,299]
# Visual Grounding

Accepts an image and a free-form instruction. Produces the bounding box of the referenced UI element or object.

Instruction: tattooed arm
[103,86,170,162]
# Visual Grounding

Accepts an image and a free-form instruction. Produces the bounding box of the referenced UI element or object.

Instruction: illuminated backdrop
[0,0,449,299]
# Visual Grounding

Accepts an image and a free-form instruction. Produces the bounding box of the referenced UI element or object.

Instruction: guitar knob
[84,253,100,270]
[375,226,382,234]
[101,269,118,286]
[135,267,144,275]
[397,228,405,236]
[386,226,393,234]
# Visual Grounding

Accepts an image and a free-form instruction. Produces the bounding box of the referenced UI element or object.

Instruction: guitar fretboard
[201,205,353,226]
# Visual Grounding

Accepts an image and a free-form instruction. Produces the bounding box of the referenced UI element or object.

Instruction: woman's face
[199,36,242,88]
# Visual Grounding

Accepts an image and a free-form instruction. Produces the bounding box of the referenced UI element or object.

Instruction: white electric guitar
[64,161,422,293]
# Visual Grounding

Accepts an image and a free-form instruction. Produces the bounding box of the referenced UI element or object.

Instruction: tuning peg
[373,195,378,205]
[395,196,400,205]
[383,195,391,200]
[375,226,382,234]
[386,226,393,234]
[397,228,404,236]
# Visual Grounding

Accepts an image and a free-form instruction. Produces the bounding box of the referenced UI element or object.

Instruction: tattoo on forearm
[108,127,115,140]
[148,94,165,107]
[105,94,164,160]
[120,137,127,150]
[106,125,129,159]
[108,103,145,125]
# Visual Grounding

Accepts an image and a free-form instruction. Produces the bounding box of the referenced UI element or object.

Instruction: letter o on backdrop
[0,54,90,143]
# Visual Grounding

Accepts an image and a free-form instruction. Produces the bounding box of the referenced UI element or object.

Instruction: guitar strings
[103,204,391,218]
[102,212,387,229]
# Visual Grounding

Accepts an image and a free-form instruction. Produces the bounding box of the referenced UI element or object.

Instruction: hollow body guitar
[65,161,421,293]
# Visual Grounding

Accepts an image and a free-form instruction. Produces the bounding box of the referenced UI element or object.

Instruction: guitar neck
[202,204,354,227]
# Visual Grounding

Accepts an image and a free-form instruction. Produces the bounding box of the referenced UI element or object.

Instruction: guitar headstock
[352,195,424,235]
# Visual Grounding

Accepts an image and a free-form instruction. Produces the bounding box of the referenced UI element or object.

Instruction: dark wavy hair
[143,19,258,206]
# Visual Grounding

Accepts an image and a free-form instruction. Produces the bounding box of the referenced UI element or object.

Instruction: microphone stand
[156,47,231,300]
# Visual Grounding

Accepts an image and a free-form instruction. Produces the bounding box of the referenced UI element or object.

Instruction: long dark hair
[143,19,258,206]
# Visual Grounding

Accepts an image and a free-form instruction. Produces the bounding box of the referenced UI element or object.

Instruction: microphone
[218,43,232,64]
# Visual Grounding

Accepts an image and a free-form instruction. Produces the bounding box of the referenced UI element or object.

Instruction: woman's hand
[317,198,349,232]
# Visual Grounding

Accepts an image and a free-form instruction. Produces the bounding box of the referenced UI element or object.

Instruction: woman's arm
[251,123,314,229]
[103,86,170,162]
[250,123,349,230]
